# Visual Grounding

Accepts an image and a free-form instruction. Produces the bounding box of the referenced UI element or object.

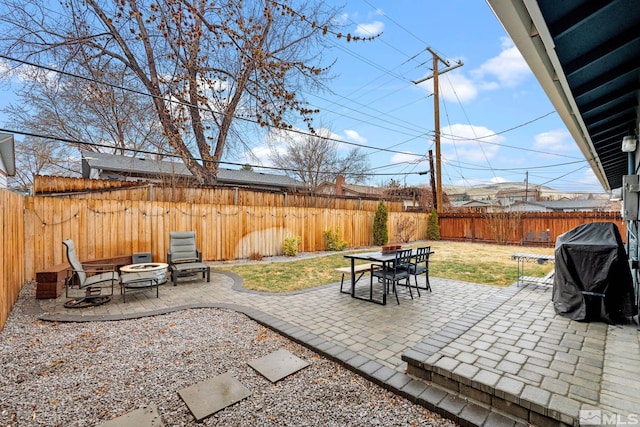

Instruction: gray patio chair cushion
[168,231,202,262]
[167,231,210,286]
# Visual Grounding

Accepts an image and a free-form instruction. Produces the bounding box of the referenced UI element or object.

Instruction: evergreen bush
[373,201,388,245]
[427,208,440,240]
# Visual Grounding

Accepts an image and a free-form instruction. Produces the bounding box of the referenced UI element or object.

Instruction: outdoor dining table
[343,251,403,305]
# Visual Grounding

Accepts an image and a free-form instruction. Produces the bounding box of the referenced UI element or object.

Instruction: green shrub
[323,228,348,251]
[282,236,302,256]
[427,208,441,240]
[372,201,388,245]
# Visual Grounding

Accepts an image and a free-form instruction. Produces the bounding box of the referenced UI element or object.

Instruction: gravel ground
[1,282,457,427]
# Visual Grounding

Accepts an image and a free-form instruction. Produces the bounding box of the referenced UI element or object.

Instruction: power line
[0,127,428,177]
[361,0,428,45]
[1,53,436,160]
[442,156,589,171]
[1,51,597,188]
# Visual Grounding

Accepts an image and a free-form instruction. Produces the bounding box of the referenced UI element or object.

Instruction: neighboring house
[80,151,307,192]
[315,176,433,210]
[315,175,386,198]
[451,199,503,213]
[496,188,541,205]
[506,199,613,213]
[0,133,15,189]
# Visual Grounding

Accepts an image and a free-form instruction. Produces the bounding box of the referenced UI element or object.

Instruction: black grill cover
[552,222,636,323]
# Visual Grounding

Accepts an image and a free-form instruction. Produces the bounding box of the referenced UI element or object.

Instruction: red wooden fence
[439,211,626,246]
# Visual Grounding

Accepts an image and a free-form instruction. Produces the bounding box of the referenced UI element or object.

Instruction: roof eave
[0,133,16,176]
[486,0,609,190]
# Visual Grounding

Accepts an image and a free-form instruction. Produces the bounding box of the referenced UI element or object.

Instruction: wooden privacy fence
[33,175,407,211]
[0,189,25,331]
[23,196,430,281]
[2,188,627,332]
[439,211,626,245]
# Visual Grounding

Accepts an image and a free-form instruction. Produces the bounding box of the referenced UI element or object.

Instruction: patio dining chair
[370,248,413,304]
[405,246,432,293]
[62,239,119,297]
[167,231,211,286]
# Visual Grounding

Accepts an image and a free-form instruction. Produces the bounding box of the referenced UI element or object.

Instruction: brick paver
[38,269,640,427]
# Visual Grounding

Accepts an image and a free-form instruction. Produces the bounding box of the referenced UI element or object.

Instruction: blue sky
[246,0,602,193]
[0,0,603,193]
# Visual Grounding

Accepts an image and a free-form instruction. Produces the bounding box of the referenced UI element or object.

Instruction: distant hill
[442,182,608,200]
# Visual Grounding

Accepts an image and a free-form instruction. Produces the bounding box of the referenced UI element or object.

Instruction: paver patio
[37,269,640,426]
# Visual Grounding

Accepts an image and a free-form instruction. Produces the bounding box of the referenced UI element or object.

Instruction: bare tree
[268,129,369,188]
[8,136,77,192]
[2,64,166,157]
[0,0,373,184]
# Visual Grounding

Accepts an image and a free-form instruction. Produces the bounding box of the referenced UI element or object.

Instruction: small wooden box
[35,263,69,299]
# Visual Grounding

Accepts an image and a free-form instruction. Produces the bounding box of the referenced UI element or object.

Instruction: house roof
[0,133,15,176]
[341,183,386,197]
[495,188,540,198]
[451,199,502,208]
[487,0,640,191]
[80,151,307,190]
[316,179,387,197]
[519,199,611,211]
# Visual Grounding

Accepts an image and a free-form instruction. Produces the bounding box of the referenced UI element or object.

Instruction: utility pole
[428,150,437,211]
[413,48,463,213]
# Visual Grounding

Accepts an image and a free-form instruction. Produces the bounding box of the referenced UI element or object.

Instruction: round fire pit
[120,263,168,284]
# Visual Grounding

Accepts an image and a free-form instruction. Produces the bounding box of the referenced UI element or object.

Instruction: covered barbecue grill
[552,222,636,323]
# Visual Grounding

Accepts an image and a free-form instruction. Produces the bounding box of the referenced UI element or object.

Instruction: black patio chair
[370,248,413,304]
[404,246,432,294]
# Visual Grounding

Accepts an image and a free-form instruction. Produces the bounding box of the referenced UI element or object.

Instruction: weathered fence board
[439,212,625,245]
[33,175,407,211]
[21,197,428,280]
[0,190,25,331]
[3,185,628,332]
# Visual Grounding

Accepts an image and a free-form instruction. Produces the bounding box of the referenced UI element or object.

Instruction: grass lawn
[218,241,555,293]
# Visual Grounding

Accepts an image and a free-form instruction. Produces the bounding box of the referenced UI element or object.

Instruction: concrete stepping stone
[178,372,251,421]
[248,348,309,383]
[96,405,163,427]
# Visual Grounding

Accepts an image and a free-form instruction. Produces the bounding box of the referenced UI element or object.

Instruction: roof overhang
[487,0,640,191]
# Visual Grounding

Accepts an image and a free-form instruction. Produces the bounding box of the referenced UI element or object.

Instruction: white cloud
[415,72,478,103]
[335,13,349,25]
[247,126,344,166]
[451,176,507,187]
[243,144,275,167]
[532,129,574,153]
[0,59,9,75]
[390,151,427,166]
[343,129,367,144]
[472,37,532,88]
[440,123,504,163]
[354,21,384,37]
[421,37,532,105]
[573,168,602,190]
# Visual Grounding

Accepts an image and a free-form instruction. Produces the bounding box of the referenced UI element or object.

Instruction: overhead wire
[0,1,601,191]
[354,1,600,190]
[0,127,427,177]
[0,54,427,159]
[1,51,595,189]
